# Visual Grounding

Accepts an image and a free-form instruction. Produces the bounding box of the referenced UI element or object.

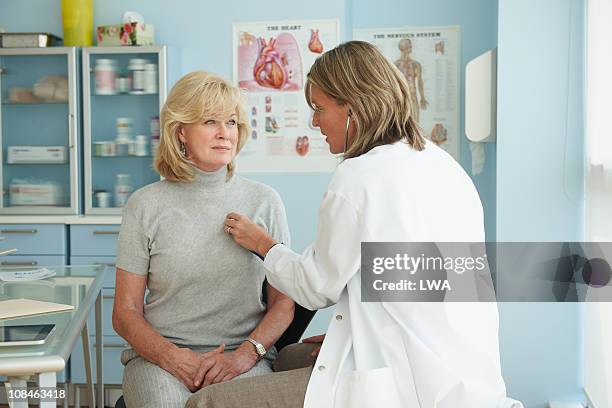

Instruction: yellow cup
[61,0,93,46]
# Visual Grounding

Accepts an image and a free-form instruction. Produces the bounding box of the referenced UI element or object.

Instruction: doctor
[222,41,509,407]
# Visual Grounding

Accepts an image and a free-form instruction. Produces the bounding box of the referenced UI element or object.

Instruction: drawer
[0,254,67,269]
[0,224,66,255]
[70,256,116,288]
[70,225,121,256]
[70,335,127,385]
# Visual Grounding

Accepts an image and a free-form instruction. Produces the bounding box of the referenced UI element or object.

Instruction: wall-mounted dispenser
[466,48,497,143]
[465,48,497,175]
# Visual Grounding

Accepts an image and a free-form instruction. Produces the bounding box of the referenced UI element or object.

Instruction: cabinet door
[70,335,127,385]
[70,255,117,288]
[83,46,166,214]
[0,47,79,214]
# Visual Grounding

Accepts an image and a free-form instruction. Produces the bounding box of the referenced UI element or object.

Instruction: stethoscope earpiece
[344,109,352,153]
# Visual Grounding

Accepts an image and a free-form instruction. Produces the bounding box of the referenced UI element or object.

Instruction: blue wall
[497,0,585,406]
[0,0,497,243]
[0,0,587,406]
[0,0,499,333]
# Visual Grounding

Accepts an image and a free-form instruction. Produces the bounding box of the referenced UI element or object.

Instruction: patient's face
[179,113,239,172]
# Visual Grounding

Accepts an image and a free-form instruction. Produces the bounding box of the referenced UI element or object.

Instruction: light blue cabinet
[0,48,81,215]
[69,224,124,386]
[70,334,126,385]
[0,223,67,267]
[0,223,66,254]
[0,223,68,382]
[70,224,119,256]
[70,255,116,288]
[82,46,166,215]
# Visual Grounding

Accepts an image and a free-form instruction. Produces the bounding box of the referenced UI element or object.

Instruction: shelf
[5,161,68,165]
[92,155,152,158]
[1,101,68,106]
[91,92,158,97]
[4,205,70,208]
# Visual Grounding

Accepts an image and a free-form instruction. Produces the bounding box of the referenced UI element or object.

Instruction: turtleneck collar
[189,165,232,192]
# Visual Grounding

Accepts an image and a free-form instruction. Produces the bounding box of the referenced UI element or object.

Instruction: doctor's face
[309,84,355,154]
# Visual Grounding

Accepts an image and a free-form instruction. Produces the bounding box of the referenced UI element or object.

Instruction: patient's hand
[163,344,223,392]
[194,346,257,388]
[303,334,326,357]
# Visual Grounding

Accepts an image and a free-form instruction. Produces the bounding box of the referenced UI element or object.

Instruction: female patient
[112,71,294,408]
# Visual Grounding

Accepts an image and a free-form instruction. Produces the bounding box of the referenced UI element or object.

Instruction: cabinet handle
[102,295,115,300]
[94,262,116,268]
[93,343,129,349]
[0,229,38,234]
[92,230,120,235]
[1,261,37,266]
[68,113,75,149]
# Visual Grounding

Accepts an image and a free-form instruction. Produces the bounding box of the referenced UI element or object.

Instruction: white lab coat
[263,141,511,408]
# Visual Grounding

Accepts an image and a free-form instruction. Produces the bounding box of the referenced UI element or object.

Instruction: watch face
[256,344,266,356]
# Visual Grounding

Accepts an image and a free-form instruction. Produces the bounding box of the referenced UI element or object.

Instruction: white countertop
[0,215,122,225]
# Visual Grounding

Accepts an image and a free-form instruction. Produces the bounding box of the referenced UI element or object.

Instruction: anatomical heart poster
[354,26,460,161]
[233,19,340,172]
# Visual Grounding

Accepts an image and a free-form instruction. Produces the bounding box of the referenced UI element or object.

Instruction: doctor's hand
[194,344,258,388]
[303,334,326,357]
[224,212,278,258]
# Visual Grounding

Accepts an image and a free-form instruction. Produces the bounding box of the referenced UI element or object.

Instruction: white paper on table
[0,268,55,282]
[0,298,74,319]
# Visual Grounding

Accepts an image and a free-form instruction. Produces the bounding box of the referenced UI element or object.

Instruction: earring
[180,142,186,156]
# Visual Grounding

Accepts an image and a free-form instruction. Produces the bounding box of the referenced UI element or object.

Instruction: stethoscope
[344,108,352,153]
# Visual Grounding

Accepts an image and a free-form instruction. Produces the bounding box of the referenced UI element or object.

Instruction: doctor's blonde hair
[155,71,249,182]
[305,41,426,159]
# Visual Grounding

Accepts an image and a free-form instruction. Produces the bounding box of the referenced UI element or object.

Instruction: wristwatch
[246,337,267,359]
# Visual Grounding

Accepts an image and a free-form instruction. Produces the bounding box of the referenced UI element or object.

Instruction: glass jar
[114,174,132,207]
[150,116,160,156]
[144,63,158,94]
[134,135,149,156]
[94,190,111,208]
[116,117,132,156]
[115,75,129,94]
[128,58,147,94]
[94,59,117,95]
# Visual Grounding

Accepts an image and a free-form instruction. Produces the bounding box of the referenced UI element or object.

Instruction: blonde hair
[305,41,426,159]
[155,71,249,181]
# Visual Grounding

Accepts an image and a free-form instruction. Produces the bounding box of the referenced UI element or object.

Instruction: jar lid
[145,63,157,70]
[116,117,133,125]
[96,59,116,65]
[128,58,148,69]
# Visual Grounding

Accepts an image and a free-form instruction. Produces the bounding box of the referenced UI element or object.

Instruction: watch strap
[246,337,266,358]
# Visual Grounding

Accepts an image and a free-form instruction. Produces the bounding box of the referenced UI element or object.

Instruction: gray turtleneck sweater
[116,166,290,350]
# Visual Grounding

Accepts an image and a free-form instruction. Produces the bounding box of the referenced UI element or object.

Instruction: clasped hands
[169,343,258,392]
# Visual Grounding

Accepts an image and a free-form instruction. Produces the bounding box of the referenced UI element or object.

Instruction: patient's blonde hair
[155,71,249,182]
[305,41,426,159]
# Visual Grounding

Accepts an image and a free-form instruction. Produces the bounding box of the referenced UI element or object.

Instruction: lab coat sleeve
[263,190,362,310]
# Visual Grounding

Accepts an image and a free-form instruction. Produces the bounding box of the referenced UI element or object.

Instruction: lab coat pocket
[336,367,403,408]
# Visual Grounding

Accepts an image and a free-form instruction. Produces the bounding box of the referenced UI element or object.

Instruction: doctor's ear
[178,126,186,143]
